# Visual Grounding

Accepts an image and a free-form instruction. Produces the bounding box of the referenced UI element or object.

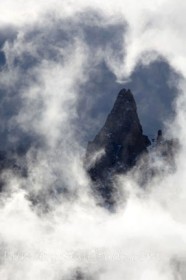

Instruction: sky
[0,1,186,280]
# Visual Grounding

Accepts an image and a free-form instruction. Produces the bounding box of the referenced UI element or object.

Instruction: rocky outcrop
[85,88,151,204]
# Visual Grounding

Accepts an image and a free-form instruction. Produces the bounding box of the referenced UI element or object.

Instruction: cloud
[0,1,186,280]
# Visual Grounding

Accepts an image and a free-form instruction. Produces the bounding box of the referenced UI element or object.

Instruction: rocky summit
[85,88,151,204]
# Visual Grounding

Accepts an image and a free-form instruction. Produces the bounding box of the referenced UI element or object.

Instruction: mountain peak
[118,88,133,97]
[85,89,150,205]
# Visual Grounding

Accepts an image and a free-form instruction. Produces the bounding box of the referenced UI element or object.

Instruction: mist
[0,1,186,280]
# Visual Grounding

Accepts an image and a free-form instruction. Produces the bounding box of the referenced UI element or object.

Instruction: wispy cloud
[0,1,186,280]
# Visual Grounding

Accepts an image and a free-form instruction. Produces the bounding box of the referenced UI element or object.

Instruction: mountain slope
[85,88,151,204]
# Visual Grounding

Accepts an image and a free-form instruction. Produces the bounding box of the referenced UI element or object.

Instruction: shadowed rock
[85,88,151,205]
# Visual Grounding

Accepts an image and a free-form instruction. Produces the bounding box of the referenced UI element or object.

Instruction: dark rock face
[85,88,151,204]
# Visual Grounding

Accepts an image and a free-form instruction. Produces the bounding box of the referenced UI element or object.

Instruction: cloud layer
[0,1,186,280]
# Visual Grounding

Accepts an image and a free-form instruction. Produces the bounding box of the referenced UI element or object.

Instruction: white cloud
[0,0,186,280]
